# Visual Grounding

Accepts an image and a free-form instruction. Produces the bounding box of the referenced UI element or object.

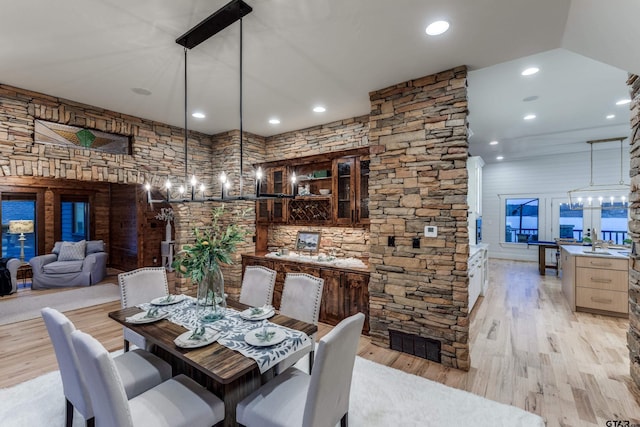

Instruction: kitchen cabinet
[468,245,488,312]
[256,166,289,224]
[560,246,629,316]
[333,156,369,225]
[254,147,369,228]
[242,253,370,333]
[466,156,484,216]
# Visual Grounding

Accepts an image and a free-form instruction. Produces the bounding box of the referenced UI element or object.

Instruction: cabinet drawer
[575,267,628,292]
[576,287,628,313]
[576,256,628,271]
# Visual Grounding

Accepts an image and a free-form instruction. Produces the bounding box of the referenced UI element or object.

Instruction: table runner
[138,296,312,373]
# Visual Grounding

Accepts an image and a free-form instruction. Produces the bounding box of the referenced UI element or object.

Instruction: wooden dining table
[109,300,317,427]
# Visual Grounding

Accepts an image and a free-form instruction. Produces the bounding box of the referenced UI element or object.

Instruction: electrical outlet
[412,237,420,249]
[388,236,395,247]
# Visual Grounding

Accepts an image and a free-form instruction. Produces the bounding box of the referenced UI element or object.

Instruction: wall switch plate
[424,225,437,237]
[412,237,421,248]
[388,236,395,247]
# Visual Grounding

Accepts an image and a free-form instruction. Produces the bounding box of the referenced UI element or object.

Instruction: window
[1,194,37,260]
[505,198,539,243]
[599,201,628,244]
[559,202,583,241]
[61,197,90,242]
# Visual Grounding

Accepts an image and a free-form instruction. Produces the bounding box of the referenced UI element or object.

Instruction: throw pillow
[58,240,87,261]
[86,240,104,254]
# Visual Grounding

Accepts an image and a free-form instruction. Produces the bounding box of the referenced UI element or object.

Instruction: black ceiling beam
[176,0,253,49]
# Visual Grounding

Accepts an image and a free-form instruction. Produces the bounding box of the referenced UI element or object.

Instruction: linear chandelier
[146,0,296,204]
[567,137,629,210]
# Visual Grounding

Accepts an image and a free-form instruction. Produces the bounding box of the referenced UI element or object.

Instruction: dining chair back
[236,312,365,427]
[276,272,324,373]
[41,307,172,427]
[118,267,169,351]
[279,273,324,324]
[71,330,225,427]
[239,265,276,307]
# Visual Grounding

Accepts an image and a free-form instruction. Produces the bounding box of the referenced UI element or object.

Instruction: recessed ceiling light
[523,114,536,120]
[521,67,539,76]
[313,106,326,113]
[425,20,450,36]
[496,156,504,160]
[522,95,539,102]
[606,114,616,119]
[192,112,205,119]
[489,140,499,145]
[616,99,631,105]
[131,87,152,96]
[269,118,280,125]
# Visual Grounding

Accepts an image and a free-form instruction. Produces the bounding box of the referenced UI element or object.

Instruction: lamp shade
[9,220,34,234]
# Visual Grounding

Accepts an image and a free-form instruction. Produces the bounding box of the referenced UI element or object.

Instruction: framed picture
[295,231,321,252]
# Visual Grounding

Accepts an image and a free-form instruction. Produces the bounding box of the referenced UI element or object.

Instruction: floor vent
[389,329,441,363]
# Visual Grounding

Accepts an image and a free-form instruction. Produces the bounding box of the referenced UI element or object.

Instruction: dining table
[109,298,317,427]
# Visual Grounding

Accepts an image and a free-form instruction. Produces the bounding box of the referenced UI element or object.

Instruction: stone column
[368,66,470,369]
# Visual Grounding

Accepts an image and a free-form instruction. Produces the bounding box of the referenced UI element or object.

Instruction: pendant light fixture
[146,0,296,204]
[567,137,629,210]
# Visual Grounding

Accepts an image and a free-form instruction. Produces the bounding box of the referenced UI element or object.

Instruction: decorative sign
[34,120,131,154]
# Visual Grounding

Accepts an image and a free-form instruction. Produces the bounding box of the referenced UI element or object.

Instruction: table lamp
[9,220,34,263]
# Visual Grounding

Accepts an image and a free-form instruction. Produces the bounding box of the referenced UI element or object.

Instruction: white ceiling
[1,0,638,163]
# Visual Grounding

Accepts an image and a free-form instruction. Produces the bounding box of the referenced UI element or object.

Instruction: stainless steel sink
[582,249,612,256]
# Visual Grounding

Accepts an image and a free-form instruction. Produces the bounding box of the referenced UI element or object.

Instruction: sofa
[29,240,107,290]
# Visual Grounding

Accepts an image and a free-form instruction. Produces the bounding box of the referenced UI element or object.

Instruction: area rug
[0,283,120,326]
[0,356,545,427]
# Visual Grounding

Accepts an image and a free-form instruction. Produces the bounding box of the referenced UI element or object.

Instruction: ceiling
[1,0,638,163]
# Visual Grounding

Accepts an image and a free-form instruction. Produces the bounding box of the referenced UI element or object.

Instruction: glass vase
[196,267,226,322]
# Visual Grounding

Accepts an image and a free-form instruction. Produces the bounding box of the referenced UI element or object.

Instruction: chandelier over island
[567,137,629,211]
[145,0,296,205]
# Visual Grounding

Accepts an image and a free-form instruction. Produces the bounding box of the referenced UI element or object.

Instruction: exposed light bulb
[256,167,263,180]
[291,172,297,184]
[179,185,185,194]
[144,183,151,191]
[191,175,197,186]
[199,183,205,192]
[220,172,227,183]
[165,180,172,189]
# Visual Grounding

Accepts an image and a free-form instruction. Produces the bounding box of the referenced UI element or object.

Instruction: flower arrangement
[171,205,249,284]
[155,207,174,223]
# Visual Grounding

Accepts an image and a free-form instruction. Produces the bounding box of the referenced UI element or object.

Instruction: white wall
[481,146,630,261]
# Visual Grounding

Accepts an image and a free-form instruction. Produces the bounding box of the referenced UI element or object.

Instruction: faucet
[591,228,610,252]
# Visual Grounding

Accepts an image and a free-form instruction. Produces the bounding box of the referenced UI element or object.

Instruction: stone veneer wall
[367,66,470,369]
[628,73,640,388]
[263,116,369,162]
[0,84,260,294]
[267,225,369,259]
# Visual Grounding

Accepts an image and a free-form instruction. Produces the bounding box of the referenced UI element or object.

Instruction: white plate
[125,310,169,324]
[174,329,220,349]
[244,327,287,347]
[150,294,186,306]
[239,307,275,321]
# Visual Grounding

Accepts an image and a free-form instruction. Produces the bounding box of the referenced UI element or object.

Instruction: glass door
[334,157,354,225]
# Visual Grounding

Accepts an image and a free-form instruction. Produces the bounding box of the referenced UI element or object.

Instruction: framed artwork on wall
[34,120,131,155]
[295,231,321,252]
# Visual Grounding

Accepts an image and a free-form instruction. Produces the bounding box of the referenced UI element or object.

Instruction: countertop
[470,243,489,258]
[560,244,631,259]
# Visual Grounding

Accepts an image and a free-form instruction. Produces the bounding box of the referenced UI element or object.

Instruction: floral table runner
[138,296,312,373]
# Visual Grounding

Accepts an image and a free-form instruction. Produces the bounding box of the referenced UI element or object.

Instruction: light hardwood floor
[1,259,638,426]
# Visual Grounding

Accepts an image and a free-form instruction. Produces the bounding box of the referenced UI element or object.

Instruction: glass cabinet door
[271,168,286,223]
[357,159,369,224]
[334,158,354,225]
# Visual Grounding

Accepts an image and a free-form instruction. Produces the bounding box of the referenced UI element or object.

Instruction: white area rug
[0,356,545,427]
[0,283,120,325]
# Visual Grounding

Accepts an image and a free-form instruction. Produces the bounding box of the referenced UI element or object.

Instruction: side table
[16,263,32,288]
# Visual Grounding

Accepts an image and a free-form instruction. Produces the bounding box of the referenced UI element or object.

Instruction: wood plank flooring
[0,259,638,425]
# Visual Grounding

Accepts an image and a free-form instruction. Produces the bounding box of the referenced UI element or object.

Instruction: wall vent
[389,329,441,363]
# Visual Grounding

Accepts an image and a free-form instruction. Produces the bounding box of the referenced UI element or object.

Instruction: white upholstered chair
[276,273,324,374]
[41,307,172,427]
[118,267,169,351]
[239,265,277,307]
[71,330,225,427]
[236,312,365,427]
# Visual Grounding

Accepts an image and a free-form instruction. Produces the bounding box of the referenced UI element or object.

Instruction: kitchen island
[560,245,630,316]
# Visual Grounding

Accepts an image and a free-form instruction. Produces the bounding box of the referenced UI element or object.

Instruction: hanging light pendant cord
[239,16,244,196]
[184,47,189,183]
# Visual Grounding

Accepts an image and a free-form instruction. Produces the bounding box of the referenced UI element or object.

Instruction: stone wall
[267,225,369,259]
[263,116,369,162]
[628,73,640,388]
[367,66,470,369]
